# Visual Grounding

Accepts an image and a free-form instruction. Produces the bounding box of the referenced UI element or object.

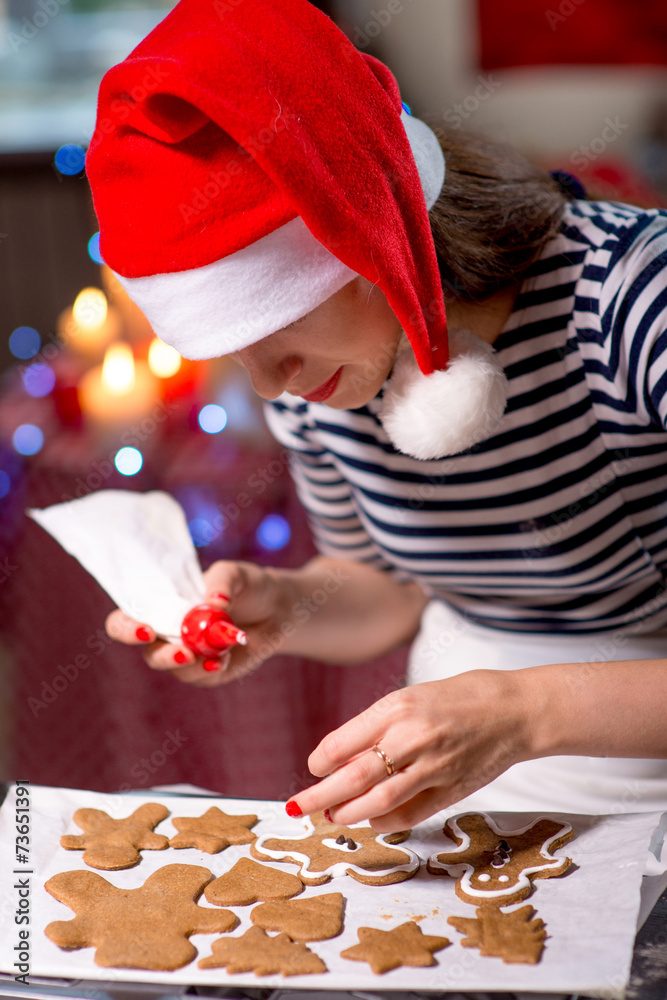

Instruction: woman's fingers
[105,609,156,644]
[307,693,401,777]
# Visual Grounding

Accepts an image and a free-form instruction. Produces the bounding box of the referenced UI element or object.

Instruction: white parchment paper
[0,784,663,996]
[27,490,206,641]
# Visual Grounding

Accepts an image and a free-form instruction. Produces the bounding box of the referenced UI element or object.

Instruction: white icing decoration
[499,875,510,882]
[477,873,490,882]
[254,815,420,879]
[427,812,573,900]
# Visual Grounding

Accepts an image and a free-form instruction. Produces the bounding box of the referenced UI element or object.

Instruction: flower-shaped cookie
[169,806,258,853]
[341,921,450,974]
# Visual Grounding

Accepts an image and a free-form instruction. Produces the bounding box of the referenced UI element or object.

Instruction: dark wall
[0,153,100,373]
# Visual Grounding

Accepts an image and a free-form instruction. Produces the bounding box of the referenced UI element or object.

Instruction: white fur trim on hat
[379,329,508,459]
[115,217,355,360]
[114,111,445,361]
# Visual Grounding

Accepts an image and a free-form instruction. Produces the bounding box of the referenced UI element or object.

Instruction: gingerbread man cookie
[251,811,419,885]
[427,813,574,906]
[169,806,258,853]
[45,864,236,970]
[340,921,451,974]
[198,925,327,975]
[448,904,547,964]
[205,857,304,906]
[60,803,169,870]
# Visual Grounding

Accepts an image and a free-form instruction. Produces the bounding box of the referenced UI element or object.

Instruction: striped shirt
[265,201,667,633]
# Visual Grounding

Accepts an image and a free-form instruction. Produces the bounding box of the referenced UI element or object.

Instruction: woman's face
[232,277,403,409]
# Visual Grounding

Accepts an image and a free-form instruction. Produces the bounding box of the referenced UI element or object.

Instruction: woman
[91,0,667,829]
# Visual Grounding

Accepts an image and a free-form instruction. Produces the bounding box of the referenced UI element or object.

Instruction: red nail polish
[173,650,188,664]
[285,800,302,817]
[203,658,221,672]
[135,627,151,642]
[213,593,230,601]
[324,808,333,823]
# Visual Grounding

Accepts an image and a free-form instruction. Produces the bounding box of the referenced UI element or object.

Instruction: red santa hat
[86,0,506,459]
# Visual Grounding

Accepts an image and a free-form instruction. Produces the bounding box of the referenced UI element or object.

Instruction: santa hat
[86,0,506,459]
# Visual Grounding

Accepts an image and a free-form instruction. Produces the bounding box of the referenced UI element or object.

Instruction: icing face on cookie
[427,813,574,906]
[323,836,359,853]
[251,811,420,885]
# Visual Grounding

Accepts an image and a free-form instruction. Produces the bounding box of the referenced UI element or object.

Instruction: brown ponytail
[427,126,570,302]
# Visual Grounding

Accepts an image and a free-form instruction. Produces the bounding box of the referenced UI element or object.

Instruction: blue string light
[256,513,291,551]
[54,144,86,176]
[22,363,55,398]
[114,447,143,476]
[13,425,44,456]
[9,327,40,360]
[198,404,228,434]
[87,232,104,264]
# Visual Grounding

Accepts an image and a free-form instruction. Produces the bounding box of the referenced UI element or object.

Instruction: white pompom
[379,329,508,460]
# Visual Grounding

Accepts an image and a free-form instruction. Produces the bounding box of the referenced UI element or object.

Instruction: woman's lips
[301,367,343,403]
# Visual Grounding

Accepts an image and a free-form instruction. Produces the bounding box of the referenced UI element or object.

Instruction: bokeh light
[148,337,182,378]
[22,362,56,398]
[102,343,135,394]
[9,326,40,360]
[188,518,217,547]
[13,425,44,456]
[256,513,291,551]
[0,471,10,498]
[198,403,228,434]
[54,144,86,176]
[114,447,143,476]
[72,287,107,330]
[87,232,104,265]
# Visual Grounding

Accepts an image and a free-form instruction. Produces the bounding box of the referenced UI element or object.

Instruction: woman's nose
[236,346,302,400]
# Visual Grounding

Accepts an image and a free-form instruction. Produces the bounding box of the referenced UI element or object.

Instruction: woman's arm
[289,656,667,831]
[106,555,428,685]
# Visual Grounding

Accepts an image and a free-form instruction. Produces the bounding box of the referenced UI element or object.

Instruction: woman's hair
[427,127,571,302]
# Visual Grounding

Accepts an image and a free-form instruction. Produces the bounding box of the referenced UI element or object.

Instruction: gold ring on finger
[371,743,396,777]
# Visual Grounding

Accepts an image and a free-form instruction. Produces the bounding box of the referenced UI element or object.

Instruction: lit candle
[57,287,121,360]
[78,343,157,429]
[148,336,182,378]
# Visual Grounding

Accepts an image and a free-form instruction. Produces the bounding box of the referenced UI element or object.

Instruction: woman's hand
[287,670,537,831]
[105,561,292,687]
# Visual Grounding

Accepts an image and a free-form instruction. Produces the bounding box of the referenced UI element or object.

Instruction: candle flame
[148,337,182,378]
[102,343,135,394]
[73,287,108,330]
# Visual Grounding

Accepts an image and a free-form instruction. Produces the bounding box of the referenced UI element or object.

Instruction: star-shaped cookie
[448,904,547,964]
[198,925,327,975]
[169,807,258,853]
[205,857,304,906]
[251,811,419,885]
[251,891,344,941]
[427,813,574,906]
[45,864,237,970]
[60,803,169,870]
[340,921,451,974]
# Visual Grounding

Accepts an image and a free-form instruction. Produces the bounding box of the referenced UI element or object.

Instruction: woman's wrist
[503,663,562,762]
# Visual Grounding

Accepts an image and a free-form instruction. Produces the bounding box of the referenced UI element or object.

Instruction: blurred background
[0,0,666,797]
